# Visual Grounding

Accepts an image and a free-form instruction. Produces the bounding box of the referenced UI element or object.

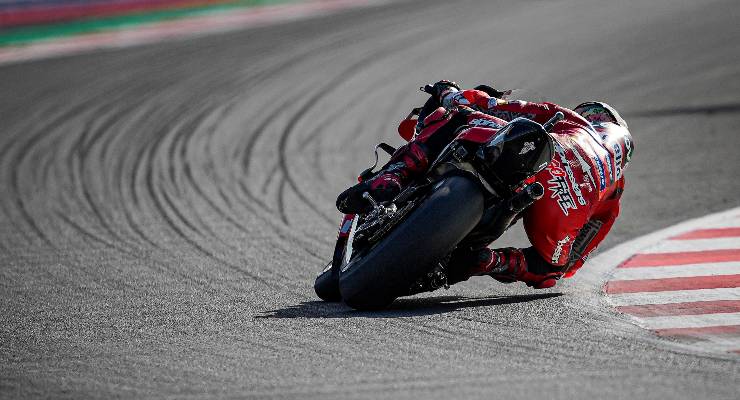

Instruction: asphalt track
[1,0,740,398]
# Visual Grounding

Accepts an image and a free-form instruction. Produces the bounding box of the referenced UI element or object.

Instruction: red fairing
[455,126,500,143]
[450,109,508,143]
[414,107,452,142]
[397,118,416,142]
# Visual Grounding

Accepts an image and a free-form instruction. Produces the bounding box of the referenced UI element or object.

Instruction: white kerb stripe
[645,237,740,253]
[680,220,740,229]
[608,287,740,306]
[609,261,740,281]
[637,312,740,330]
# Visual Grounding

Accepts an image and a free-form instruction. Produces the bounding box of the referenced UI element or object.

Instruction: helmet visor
[576,104,617,124]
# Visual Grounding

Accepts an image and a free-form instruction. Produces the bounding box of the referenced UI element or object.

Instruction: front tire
[338,176,485,310]
[314,236,346,302]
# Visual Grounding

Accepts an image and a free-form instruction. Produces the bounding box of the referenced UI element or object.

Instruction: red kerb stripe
[616,300,740,317]
[620,249,740,268]
[0,1,231,27]
[672,227,740,240]
[605,274,740,294]
[654,325,740,337]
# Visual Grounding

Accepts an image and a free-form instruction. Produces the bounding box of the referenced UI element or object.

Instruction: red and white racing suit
[442,89,632,284]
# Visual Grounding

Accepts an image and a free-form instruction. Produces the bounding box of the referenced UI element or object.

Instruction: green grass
[0,0,301,47]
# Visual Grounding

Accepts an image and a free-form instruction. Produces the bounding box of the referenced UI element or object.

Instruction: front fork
[331,213,355,268]
[337,213,355,240]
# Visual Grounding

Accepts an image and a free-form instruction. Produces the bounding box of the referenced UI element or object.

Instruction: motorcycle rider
[336,80,634,290]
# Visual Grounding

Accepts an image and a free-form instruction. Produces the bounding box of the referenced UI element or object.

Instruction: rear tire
[338,176,485,310]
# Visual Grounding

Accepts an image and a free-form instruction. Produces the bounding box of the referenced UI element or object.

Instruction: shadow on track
[256,292,562,319]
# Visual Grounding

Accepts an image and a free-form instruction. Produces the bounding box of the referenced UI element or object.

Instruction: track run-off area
[1,0,740,398]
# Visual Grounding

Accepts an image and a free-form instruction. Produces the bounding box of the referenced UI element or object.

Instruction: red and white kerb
[605,219,740,355]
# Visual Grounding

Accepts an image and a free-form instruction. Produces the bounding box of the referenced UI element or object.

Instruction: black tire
[338,176,485,310]
[313,237,346,302]
[314,265,341,302]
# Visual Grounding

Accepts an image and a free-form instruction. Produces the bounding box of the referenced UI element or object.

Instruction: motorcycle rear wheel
[338,176,485,310]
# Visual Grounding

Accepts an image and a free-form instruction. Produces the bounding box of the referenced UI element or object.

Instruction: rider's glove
[442,88,507,110]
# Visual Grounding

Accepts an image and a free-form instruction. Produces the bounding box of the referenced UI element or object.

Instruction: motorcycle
[314,85,563,310]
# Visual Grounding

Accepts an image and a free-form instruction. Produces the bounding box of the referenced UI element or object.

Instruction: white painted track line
[646,237,740,253]
[608,287,740,307]
[610,262,740,281]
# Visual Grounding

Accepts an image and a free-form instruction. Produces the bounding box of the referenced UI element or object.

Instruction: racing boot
[336,142,429,214]
[476,247,526,283]
[469,247,563,289]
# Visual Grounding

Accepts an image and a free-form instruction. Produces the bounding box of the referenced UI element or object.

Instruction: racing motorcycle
[314,85,563,310]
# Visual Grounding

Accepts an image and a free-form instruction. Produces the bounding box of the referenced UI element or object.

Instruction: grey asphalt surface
[2,0,740,398]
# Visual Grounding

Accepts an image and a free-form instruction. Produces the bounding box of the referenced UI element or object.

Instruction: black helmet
[484,118,555,188]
